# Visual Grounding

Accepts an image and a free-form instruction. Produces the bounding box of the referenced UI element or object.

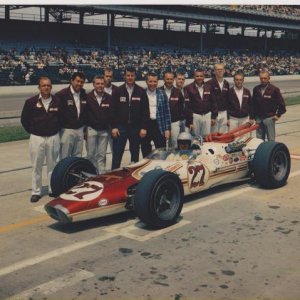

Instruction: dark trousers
[141,120,166,158]
[112,124,140,170]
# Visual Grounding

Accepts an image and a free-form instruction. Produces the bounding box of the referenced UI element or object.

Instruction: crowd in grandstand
[1,47,299,86]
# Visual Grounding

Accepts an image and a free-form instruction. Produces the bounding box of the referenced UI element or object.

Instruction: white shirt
[164,86,172,100]
[39,94,52,111]
[234,86,244,108]
[94,90,103,106]
[70,85,80,117]
[147,89,157,120]
[126,84,134,100]
[218,79,224,91]
[196,83,204,99]
[104,86,112,95]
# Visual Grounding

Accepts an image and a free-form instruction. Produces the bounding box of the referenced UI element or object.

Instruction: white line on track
[6,269,95,300]
[0,232,116,278]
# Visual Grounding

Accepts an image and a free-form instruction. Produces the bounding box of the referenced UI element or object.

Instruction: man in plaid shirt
[141,72,171,157]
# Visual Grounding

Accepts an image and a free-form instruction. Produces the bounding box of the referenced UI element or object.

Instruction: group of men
[21,64,286,203]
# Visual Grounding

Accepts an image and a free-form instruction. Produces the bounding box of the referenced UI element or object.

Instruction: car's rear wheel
[135,169,184,228]
[253,141,290,188]
[51,157,98,197]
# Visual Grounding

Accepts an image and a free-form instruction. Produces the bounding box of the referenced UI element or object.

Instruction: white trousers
[170,120,188,148]
[29,133,60,195]
[211,110,228,133]
[86,127,109,174]
[229,116,249,131]
[193,112,211,137]
[60,127,84,159]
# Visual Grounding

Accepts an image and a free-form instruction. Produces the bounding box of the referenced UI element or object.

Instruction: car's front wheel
[135,169,184,228]
[51,157,98,197]
[253,141,290,188]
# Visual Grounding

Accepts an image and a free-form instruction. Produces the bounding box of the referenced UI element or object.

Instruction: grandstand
[0,5,299,86]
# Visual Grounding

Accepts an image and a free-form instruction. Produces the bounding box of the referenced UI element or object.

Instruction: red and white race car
[45,124,290,228]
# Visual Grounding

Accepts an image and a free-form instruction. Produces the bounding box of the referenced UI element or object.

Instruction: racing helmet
[177,132,192,150]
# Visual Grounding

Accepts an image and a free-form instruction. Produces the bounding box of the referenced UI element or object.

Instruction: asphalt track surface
[0,78,299,113]
[0,105,299,299]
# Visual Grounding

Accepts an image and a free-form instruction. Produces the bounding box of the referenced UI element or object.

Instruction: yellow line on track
[0,215,49,234]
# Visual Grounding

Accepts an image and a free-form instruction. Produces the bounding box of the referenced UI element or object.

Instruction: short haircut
[71,72,85,81]
[163,71,175,78]
[259,70,270,77]
[38,76,51,86]
[125,66,136,74]
[104,67,113,73]
[214,63,225,70]
[234,71,245,79]
[146,72,158,80]
[194,67,205,74]
[175,71,185,77]
[92,75,105,83]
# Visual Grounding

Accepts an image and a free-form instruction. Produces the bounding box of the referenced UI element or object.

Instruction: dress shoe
[30,195,41,203]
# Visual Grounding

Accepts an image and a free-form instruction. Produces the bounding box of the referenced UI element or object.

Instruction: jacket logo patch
[131,97,141,101]
[67,100,74,106]
[223,88,228,91]
[101,104,110,108]
[49,107,58,111]
[243,95,249,98]
[120,97,126,102]
[184,98,190,102]
[170,97,178,101]
[264,95,271,99]
[81,101,87,104]
[204,92,211,95]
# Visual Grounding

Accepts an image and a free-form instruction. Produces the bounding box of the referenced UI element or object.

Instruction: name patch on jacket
[120,97,126,102]
[101,104,110,108]
[49,107,58,112]
[81,101,87,104]
[243,95,249,98]
[67,100,74,106]
[204,91,211,95]
[170,97,178,101]
[264,95,272,99]
[223,88,228,91]
[131,97,141,101]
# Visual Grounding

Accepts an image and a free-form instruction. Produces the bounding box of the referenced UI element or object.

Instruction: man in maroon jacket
[185,68,218,137]
[21,77,60,202]
[111,66,150,169]
[208,63,230,133]
[55,72,87,159]
[160,71,188,148]
[227,72,254,130]
[86,75,113,174]
[252,70,286,141]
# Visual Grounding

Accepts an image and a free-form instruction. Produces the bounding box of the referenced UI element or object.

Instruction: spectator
[56,72,87,158]
[227,72,254,130]
[141,72,171,157]
[252,70,286,141]
[86,75,113,173]
[185,68,218,137]
[21,77,60,202]
[111,66,150,169]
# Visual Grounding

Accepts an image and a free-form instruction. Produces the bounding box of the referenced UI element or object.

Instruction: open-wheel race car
[44,123,291,228]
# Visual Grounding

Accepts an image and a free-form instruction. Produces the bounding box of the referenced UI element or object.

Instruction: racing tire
[51,157,98,197]
[253,141,290,189]
[135,169,184,228]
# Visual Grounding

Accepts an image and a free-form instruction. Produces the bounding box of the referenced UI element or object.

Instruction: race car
[44,123,290,228]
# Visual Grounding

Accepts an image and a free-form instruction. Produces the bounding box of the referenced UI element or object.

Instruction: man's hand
[189,124,194,131]
[140,129,147,138]
[165,130,171,140]
[211,119,216,126]
[111,128,120,138]
[273,115,280,121]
